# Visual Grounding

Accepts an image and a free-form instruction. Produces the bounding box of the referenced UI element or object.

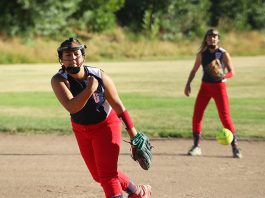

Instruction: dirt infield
[0,134,264,198]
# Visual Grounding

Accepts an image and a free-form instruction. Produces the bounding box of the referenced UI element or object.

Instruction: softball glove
[205,59,224,81]
[130,132,153,170]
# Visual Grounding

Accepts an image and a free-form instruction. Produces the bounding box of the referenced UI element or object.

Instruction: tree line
[0,0,264,40]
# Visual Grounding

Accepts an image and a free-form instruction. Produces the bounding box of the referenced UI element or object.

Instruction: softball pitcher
[51,38,151,198]
[184,29,242,158]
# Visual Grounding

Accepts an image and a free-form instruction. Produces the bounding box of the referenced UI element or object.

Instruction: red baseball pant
[192,82,235,134]
[71,111,130,198]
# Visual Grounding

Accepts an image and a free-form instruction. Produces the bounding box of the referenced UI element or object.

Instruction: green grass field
[1,56,265,139]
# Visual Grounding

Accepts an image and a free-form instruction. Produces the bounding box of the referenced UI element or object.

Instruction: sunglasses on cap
[208,33,219,36]
[206,30,220,37]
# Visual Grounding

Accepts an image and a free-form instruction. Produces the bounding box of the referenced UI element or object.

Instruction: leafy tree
[72,0,125,32]
[209,0,265,31]
[116,0,151,32]
[158,0,210,40]
[116,0,210,40]
[0,0,124,37]
[209,0,249,30]
[0,0,264,39]
[246,0,265,30]
[0,0,80,37]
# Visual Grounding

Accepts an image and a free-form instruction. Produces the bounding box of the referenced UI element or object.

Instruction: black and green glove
[130,132,153,170]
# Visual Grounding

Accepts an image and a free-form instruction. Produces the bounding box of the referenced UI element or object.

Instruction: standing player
[51,38,151,198]
[184,29,242,158]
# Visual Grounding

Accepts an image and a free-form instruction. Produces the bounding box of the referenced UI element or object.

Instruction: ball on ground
[216,128,233,145]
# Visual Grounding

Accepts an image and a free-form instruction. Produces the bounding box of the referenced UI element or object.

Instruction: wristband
[224,72,233,79]
[118,110,134,129]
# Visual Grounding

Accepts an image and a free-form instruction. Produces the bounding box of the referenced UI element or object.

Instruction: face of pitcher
[57,38,86,74]
[60,50,84,74]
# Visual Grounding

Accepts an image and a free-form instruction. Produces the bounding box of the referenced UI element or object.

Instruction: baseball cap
[57,38,86,53]
[206,29,220,37]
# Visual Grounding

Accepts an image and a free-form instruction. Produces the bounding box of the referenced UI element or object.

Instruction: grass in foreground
[0,57,265,139]
[0,92,264,139]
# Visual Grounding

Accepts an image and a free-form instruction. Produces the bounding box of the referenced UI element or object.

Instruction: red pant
[71,111,130,198]
[192,82,235,133]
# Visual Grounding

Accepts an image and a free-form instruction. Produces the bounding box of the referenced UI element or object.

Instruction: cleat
[128,185,151,198]
[232,147,242,159]
[188,146,202,156]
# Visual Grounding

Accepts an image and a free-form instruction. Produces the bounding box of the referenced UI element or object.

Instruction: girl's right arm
[184,53,201,97]
[51,75,98,114]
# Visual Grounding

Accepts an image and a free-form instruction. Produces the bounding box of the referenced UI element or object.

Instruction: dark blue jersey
[57,65,112,125]
[201,48,225,83]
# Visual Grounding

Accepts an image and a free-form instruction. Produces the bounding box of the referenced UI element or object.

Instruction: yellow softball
[216,128,234,145]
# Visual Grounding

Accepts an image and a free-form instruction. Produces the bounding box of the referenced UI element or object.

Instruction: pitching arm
[51,74,98,114]
[102,71,138,139]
